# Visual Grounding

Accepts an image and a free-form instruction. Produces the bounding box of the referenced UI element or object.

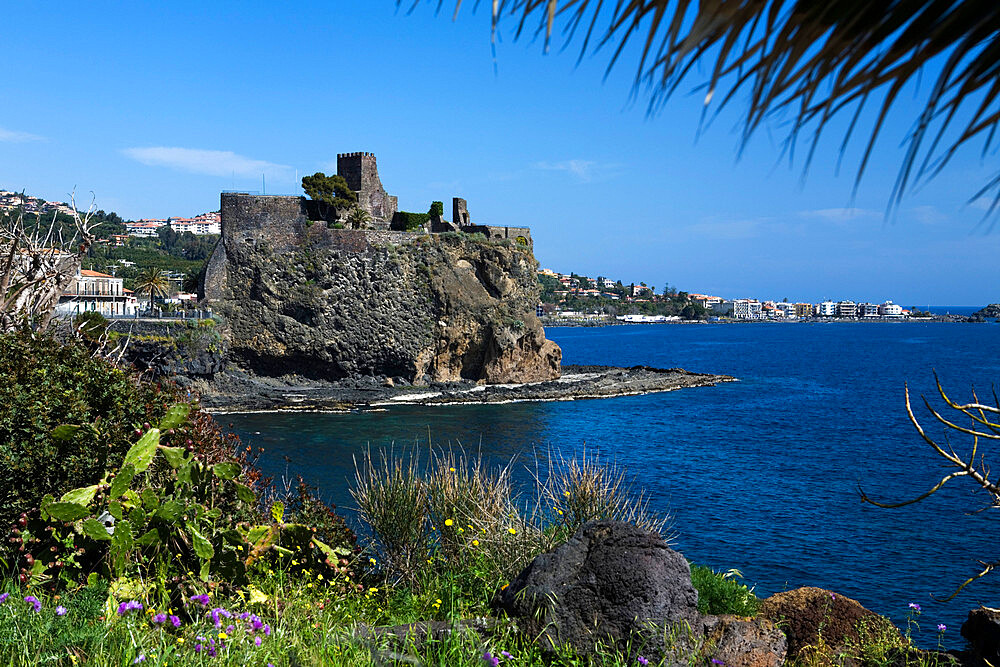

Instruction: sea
[228,309,998,647]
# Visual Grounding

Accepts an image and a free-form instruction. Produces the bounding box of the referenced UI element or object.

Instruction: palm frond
[431,0,1000,211]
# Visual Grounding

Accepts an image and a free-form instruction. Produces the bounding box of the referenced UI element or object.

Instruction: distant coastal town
[1,188,989,324]
[537,268,968,323]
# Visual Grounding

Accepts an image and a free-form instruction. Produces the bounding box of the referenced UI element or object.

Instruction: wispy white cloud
[797,207,880,223]
[0,126,44,142]
[121,147,292,178]
[909,204,949,225]
[533,159,618,182]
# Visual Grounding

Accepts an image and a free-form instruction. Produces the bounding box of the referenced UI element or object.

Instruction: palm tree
[439,1,1000,210]
[133,267,170,316]
[346,207,372,229]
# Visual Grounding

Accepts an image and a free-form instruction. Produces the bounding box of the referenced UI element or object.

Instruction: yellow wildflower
[218,632,228,640]
[508,528,517,535]
[449,467,456,472]
[472,540,479,546]
[444,519,453,527]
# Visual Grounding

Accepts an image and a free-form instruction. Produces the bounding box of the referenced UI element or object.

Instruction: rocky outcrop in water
[972,303,1000,319]
[202,194,560,385]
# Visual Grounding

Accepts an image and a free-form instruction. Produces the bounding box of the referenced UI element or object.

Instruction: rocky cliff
[202,194,560,385]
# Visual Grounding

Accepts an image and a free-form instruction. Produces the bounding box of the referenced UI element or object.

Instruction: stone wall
[467,224,533,248]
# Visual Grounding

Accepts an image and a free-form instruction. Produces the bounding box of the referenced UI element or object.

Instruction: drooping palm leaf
[424,0,1000,211]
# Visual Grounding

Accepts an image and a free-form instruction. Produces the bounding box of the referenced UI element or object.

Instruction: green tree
[302,172,358,213]
[133,267,170,314]
[429,201,444,218]
[345,207,372,229]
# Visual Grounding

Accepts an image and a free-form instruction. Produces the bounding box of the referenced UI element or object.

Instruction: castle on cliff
[219,151,531,246]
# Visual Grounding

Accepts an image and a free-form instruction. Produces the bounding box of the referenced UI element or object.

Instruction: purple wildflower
[482,652,500,667]
[250,616,264,631]
[225,624,235,634]
[194,644,203,653]
[239,612,250,620]
[908,603,922,612]
[0,593,9,604]
[501,651,513,659]
[210,607,232,627]
[711,660,726,666]
[938,624,947,632]
[254,636,262,647]
[638,658,650,666]
[169,614,182,628]
[263,623,271,636]
[208,645,217,657]
[133,655,145,664]
[189,594,210,607]
[24,596,41,612]
[117,600,142,616]
[151,613,167,625]
[56,605,67,616]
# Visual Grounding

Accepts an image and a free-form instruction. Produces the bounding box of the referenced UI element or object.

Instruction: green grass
[689,565,761,616]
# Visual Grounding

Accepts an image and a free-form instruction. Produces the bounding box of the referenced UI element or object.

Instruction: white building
[126,220,167,237]
[879,301,904,318]
[775,302,797,318]
[168,217,220,235]
[816,301,836,317]
[56,269,137,317]
[857,302,879,318]
[836,300,857,318]
[733,299,763,319]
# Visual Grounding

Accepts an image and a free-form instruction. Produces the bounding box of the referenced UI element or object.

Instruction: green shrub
[0,333,167,558]
[394,211,430,231]
[690,565,760,616]
[429,201,444,217]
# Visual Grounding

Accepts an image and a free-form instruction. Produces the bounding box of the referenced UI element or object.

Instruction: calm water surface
[229,321,999,645]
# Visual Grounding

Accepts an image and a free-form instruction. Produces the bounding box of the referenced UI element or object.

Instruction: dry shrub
[351,446,672,585]
[535,448,672,541]
[351,447,429,584]
[425,448,548,580]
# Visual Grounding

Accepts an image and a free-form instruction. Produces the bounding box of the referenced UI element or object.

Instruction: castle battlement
[214,153,531,250]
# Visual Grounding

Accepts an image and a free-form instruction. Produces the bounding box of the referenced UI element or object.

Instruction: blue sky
[1,1,996,305]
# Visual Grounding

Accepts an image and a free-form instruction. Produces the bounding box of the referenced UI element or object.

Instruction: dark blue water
[228,322,999,646]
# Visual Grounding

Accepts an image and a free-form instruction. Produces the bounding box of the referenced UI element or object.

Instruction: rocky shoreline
[192,364,735,413]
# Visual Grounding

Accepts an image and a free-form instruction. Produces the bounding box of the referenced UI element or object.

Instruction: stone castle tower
[336,152,398,222]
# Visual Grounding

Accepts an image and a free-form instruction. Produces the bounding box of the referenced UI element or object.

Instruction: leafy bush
[690,565,760,616]
[15,403,357,609]
[0,333,171,556]
[429,201,444,217]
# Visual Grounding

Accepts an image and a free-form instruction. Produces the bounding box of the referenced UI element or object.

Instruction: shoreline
[197,364,736,413]
[540,315,984,327]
